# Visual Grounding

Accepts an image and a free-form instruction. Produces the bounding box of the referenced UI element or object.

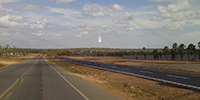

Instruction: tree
[0,45,3,56]
[187,43,196,60]
[198,41,200,59]
[152,49,159,60]
[142,47,147,60]
[178,43,186,60]
[198,41,200,49]
[171,43,178,60]
[163,46,170,59]
[6,44,9,49]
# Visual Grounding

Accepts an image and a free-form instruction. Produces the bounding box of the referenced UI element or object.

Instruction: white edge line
[167,74,188,79]
[44,59,90,100]
[140,70,152,74]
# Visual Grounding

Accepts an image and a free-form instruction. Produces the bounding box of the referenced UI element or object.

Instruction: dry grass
[48,58,200,100]
[0,54,36,68]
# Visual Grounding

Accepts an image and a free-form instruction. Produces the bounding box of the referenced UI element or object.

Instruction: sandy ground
[64,56,200,75]
[48,57,200,100]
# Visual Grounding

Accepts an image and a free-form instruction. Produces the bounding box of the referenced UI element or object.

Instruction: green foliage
[178,44,186,60]
[163,46,169,55]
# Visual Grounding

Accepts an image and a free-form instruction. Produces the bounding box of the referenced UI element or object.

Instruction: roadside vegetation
[0,55,36,68]
[0,44,36,68]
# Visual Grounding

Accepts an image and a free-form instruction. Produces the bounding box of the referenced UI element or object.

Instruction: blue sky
[0,0,200,48]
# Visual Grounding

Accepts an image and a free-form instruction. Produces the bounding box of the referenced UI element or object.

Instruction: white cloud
[82,3,105,17]
[112,4,123,11]
[82,3,124,17]
[152,0,200,30]
[35,31,45,36]
[151,0,175,2]
[167,0,190,13]
[23,4,42,10]
[48,7,82,18]
[56,0,75,4]
[30,21,44,29]
[29,19,48,29]
[123,12,133,20]
[0,0,20,3]
[126,27,134,31]
[0,15,21,27]
[0,32,10,36]
[151,16,162,21]
[76,31,88,38]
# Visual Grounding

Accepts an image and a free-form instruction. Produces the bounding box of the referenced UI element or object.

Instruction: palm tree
[152,49,159,60]
[171,43,178,60]
[178,43,186,60]
[163,46,170,59]
[142,47,147,60]
[198,41,200,59]
[198,41,200,49]
[187,43,196,60]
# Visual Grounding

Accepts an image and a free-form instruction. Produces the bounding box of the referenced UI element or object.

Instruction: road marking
[20,78,24,84]
[140,70,152,74]
[45,59,90,100]
[0,79,19,99]
[167,74,188,79]
[3,92,12,100]
[21,72,26,78]
[0,59,37,99]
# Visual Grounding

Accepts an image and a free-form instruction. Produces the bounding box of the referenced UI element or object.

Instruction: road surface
[0,57,121,100]
[56,57,200,91]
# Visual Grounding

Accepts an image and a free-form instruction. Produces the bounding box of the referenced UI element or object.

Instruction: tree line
[1,41,200,61]
[142,42,200,60]
[0,44,34,56]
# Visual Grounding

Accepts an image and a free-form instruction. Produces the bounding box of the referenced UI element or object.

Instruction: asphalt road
[0,57,121,100]
[56,57,200,91]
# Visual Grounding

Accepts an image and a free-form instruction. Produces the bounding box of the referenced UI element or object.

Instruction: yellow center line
[19,78,24,84]
[20,72,26,78]
[3,92,13,100]
[0,79,19,99]
[0,59,38,99]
